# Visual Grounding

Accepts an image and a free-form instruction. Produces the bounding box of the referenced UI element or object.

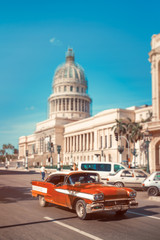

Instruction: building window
[70,86,73,92]
[75,98,77,111]
[82,100,84,112]
[64,86,66,92]
[67,98,69,110]
[100,136,102,149]
[79,99,81,111]
[105,135,107,148]
[63,99,65,111]
[69,67,73,78]
[81,88,84,93]
[59,99,61,111]
[71,98,73,110]
[59,86,61,92]
[85,101,87,112]
[64,68,67,78]
[109,135,112,148]
[77,87,79,92]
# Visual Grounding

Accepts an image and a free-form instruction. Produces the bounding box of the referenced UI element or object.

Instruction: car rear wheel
[148,187,159,196]
[39,195,48,207]
[76,200,88,220]
[114,182,124,188]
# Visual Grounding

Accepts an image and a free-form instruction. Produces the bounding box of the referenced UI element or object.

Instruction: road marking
[44,217,103,240]
[128,211,160,220]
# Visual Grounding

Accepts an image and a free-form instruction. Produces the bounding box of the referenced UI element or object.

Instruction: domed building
[49,48,91,120]
[19,35,160,172]
[19,48,92,166]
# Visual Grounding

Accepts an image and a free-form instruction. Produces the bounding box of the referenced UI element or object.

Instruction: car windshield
[67,172,100,185]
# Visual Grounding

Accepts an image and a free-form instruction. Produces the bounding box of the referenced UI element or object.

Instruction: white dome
[49,48,91,121]
[53,49,87,86]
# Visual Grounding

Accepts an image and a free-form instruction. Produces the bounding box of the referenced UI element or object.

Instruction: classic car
[142,171,160,196]
[106,169,148,189]
[31,171,138,220]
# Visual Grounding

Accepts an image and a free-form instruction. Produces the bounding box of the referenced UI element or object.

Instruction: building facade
[19,34,160,172]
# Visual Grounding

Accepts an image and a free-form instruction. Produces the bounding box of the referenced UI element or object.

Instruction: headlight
[94,193,104,201]
[129,191,137,198]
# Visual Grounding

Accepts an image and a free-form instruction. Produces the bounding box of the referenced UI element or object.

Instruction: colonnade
[50,97,90,113]
[65,132,94,153]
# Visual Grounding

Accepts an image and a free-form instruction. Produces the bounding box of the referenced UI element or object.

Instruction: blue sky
[0,0,159,149]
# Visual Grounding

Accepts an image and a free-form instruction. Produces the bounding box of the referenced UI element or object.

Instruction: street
[0,169,160,240]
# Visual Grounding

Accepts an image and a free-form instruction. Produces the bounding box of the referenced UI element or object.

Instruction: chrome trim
[86,200,138,214]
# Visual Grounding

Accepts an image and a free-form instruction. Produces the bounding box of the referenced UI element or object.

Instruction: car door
[120,170,136,188]
[46,174,68,206]
[134,170,148,188]
[152,172,160,190]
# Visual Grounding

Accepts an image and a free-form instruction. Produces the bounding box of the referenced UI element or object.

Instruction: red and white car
[31,171,138,220]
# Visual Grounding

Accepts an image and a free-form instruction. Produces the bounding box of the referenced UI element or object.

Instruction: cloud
[49,37,62,46]
[25,106,35,111]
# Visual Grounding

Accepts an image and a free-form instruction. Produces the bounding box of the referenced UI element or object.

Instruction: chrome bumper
[86,200,138,214]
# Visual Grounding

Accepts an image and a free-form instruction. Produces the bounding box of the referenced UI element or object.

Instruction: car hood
[72,183,129,199]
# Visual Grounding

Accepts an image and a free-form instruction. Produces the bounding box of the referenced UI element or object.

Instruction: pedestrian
[40,165,47,180]
[70,163,78,171]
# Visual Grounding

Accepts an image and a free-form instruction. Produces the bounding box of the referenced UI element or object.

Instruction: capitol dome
[48,48,91,120]
[53,48,86,86]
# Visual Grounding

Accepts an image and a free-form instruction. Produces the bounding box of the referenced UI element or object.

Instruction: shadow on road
[0,185,35,204]
[0,170,38,175]
[0,216,77,229]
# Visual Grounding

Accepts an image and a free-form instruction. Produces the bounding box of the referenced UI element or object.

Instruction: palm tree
[112,119,127,164]
[126,121,143,167]
[111,119,127,137]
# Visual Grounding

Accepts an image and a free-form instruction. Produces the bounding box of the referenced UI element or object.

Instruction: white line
[44,216,103,240]
[128,211,160,220]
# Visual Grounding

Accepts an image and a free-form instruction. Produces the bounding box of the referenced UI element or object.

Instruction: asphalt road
[0,169,160,240]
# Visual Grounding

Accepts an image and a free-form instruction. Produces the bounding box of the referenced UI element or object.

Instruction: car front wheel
[76,200,88,220]
[114,182,124,188]
[39,195,48,207]
[148,187,159,196]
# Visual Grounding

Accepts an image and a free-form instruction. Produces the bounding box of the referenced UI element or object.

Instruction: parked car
[31,171,138,220]
[106,169,149,189]
[142,171,160,196]
[78,161,127,180]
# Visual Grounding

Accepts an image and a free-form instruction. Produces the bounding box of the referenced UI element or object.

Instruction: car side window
[121,170,132,177]
[154,173,160,181]
[114,164,124,172]
[47,175,65,185]
[98,164,111,172]
[135,170,147,178]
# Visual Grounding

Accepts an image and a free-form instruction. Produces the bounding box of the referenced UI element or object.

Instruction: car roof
[49,170,100,176]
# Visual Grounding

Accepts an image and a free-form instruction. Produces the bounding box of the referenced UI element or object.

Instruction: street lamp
[143,129,152,174]
[57,145,61,171]
[25,150,28,169]
[131,148,138,168]
[118,145,124,164]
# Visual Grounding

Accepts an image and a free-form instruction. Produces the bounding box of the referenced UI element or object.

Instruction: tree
[111,119,127,138]
[0,144,16,162]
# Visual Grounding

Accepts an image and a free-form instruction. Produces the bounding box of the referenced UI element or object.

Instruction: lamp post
[131,148,138,168]
[57,145,61,171]
[25,150,28,169]
[120,135,130,166]
[118,145,124,164]
[143,129,152,174]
